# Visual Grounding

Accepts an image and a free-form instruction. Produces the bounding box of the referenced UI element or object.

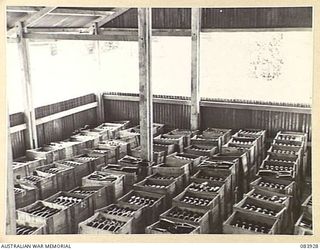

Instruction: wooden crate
[233,196,287,233]
[184,144,217,158]
[186,178,226,220]
[223,210,280,234]
[146,172,186,193]
[167,129,200,147]
[301,195,312,220]
[16,219,47,235]
[12,157,46,179]
[236,129,266,163]
[82,171,124,201]
[36,163,76,191]
[192,169,232,217]
[145,219,200,234]
[78,212,133,234]
[117,190,166,225]
[154,143,176,155]
[18,171,58,200]
[191,135,222,153]
[267,144,302,163]
[95,203,145,233]
[197,160,237,196]
[130,123,164,137]
[118,155,154,179]
[228,137,258,166]
[210,155,248,198]
[244,188,293,233]
[172,189,222,233]
[294,212,312,235]
[275,131,307,152]
[17,200,71,234]
[14,183,39,209]
[250,176,295,196]
[165,132,191,148]
[55,159,91,187]
[154,134,184,153]
[74,153,106,172]
[150,163,190,185]
[98,140,129,159]
[70,133,95,150]
[133,178,177,208]
[202,128,232,145]
[77,130,102,145]
[84,148,117,164]
[94,121,130,140]
[118,130,140,150]
[130,146,166,164]
[160,206,210,233]
[101,164,139,193]
[45,191,94,233]
[69,185,110,212]
[257,158,297,181]
[166,152,203,174]
[49,140,83,159]
[26,146,62,164]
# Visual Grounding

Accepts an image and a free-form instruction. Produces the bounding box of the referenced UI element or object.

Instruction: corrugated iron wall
[103,7,312,29]
[103,95,312,141]
[10,94,98,159]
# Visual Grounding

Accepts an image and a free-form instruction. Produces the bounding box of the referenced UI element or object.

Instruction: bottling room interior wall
[103,93,312,141]
[10,94,98,159]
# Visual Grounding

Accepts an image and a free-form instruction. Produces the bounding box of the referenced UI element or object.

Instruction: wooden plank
[138,8,153,161]
[6,107,16,235]
[35,102,98,126]
[190,8,201,130]
[9,123,27,133]
[23,32,138,41]
[23,7,57,27]
[7,6,114,16]
[16,22,38,149]
[201,27,312,32]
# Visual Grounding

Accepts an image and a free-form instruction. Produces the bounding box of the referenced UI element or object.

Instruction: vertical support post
[138,8,153,161]
[6,106,16,235]
[17,22,38,149]
[190,8,201,130]
[93,22,104,124]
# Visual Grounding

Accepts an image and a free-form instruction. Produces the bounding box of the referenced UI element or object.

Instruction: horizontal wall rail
[9,102,98,133]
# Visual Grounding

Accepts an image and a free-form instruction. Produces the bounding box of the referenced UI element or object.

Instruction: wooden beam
[7,6,115,16]
[35,102,98,126]
[7,7,56,37]
[190,8,201,130]
[9,123,27,134]
[201,27,313,32]
[23,32,138,41]
[138,8,153,161]
[6,107,16,235]
[16,22,38,149]
[23,7,57,27]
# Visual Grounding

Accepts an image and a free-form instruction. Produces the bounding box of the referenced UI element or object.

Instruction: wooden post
[93,22,104,124]
[17,22,38,149]
[190,8,201,130]
[6,107,16,235]
[138,8,153,161]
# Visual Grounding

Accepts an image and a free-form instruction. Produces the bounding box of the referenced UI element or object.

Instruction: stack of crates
[294,195,312,235]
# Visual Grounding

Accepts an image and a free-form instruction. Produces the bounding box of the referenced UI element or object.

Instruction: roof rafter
[7,7,115,17]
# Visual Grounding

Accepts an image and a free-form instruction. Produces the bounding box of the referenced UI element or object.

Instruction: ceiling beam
[23,7,57,27]
[7,7,115,16]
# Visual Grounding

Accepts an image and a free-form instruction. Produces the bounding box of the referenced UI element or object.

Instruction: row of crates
[13,121,310,235]
[223,130,310,235]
